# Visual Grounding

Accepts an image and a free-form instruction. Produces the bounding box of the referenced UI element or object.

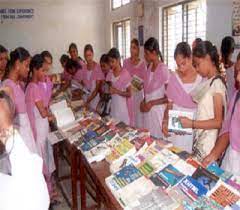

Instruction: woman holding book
[25,54,56,203]
[123,38,147,127]
[81,44,104,110]
[54,58,82,98]
[2,47,37,154]
[97,54,112,116]
[107,48,132,125]
[163,42,202,153]
[141,37,170,138]
[179,41,227,162]
[203,53,240,176]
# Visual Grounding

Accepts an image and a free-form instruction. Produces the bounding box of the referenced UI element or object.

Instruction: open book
[131,75,143,92]
[50,100,76,129]
[168,110,194,134]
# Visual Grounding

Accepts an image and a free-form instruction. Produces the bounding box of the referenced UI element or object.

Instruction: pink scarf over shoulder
[166,72,197,109]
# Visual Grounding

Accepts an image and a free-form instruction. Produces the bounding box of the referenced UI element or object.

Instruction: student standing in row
[3,47,37,154]
[221,36,236,101]
[163,42,202,152]
[81,44,104,110]
[0,45,8,84]
[180,41,227,161]
[107,48,132,125]
[25,54,56,202]
[141,37,169,138]
[123,38,146,127]
[203,53,240,175]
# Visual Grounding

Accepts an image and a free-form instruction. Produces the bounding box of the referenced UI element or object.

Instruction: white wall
[0,0,106,73]
[106,0,238,58]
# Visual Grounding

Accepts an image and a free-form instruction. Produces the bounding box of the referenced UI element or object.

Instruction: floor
[51,157,96,210]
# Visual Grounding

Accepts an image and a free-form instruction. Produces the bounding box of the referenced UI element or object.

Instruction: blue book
[179,176,208,201]
[192,166,219,191]
[113,164,143,188]
[83,130,98,142]
[158,164,185,188]
[207,162,232,181]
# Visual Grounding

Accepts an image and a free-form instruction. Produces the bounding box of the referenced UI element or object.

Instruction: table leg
[79,154,87,210]
[71,149,78,210]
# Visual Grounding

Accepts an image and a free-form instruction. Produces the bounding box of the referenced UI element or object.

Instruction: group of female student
[0,35,239,206]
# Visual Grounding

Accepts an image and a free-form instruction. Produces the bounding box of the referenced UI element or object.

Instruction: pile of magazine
[47,100,240,210]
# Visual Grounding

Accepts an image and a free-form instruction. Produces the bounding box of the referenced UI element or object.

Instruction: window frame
[162,0,206,69]
[111,0,131,10]
[112,18,131,61]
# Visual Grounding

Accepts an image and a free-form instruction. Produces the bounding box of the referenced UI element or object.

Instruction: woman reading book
[123,38,147,127]
[106,48,132,125]
[81,44,104,110]
[141,37,170,138]
[25,54,57,204]
[203,52,240,176]
[163,42,202,153]
[179,41,227,161]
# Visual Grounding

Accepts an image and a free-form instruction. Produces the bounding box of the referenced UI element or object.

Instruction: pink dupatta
[25,82,43,140]
[81,63,104,91]
[123,58,147,80]
[166,73,198,109]
[107,68,134,125]
[144,62,169,95]
[220,90,240,151]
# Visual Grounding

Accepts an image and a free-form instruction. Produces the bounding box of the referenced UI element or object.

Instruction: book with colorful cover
[207,162,232,182]
[95,124,110,136]
[80,136,105,152]
[179,176,208,201]
[131,75,143,92]
[186,157,203,169]
[83,130,98,142]
[169,146,191,160]
[207,180,240,207]
[103,130,118,142]
[106,164,143,191]
[168,110,194,134]
[183,196,223,210]
[192,166,219,191]
[84,142,111,163]
[106,139,136,164]
[137,161,155,177]
[150,164,185,189]
[173,159,196,176]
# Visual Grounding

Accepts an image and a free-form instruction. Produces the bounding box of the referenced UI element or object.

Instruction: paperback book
[168,110,194,134]
[192,166,219,191]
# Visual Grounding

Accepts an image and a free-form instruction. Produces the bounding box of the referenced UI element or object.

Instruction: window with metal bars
[162,0,206,70]
[112,0,130,10]
[112,19,131,61]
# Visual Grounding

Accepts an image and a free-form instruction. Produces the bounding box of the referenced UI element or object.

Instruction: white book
[50,100,76,129]
[168,110,194,134]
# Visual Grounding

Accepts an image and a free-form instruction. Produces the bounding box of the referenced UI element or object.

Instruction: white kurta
[15,113,38,154]
[110,75,130,125]
[143,72,166,139]
[221,146,240,176]
[0,129,50,210]
[193,78,227,161]
[34,106,55,175]
[168,75,202,153]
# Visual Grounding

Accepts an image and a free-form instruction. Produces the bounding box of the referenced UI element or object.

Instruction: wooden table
[79,152,123,210]
[54,138,121,210]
